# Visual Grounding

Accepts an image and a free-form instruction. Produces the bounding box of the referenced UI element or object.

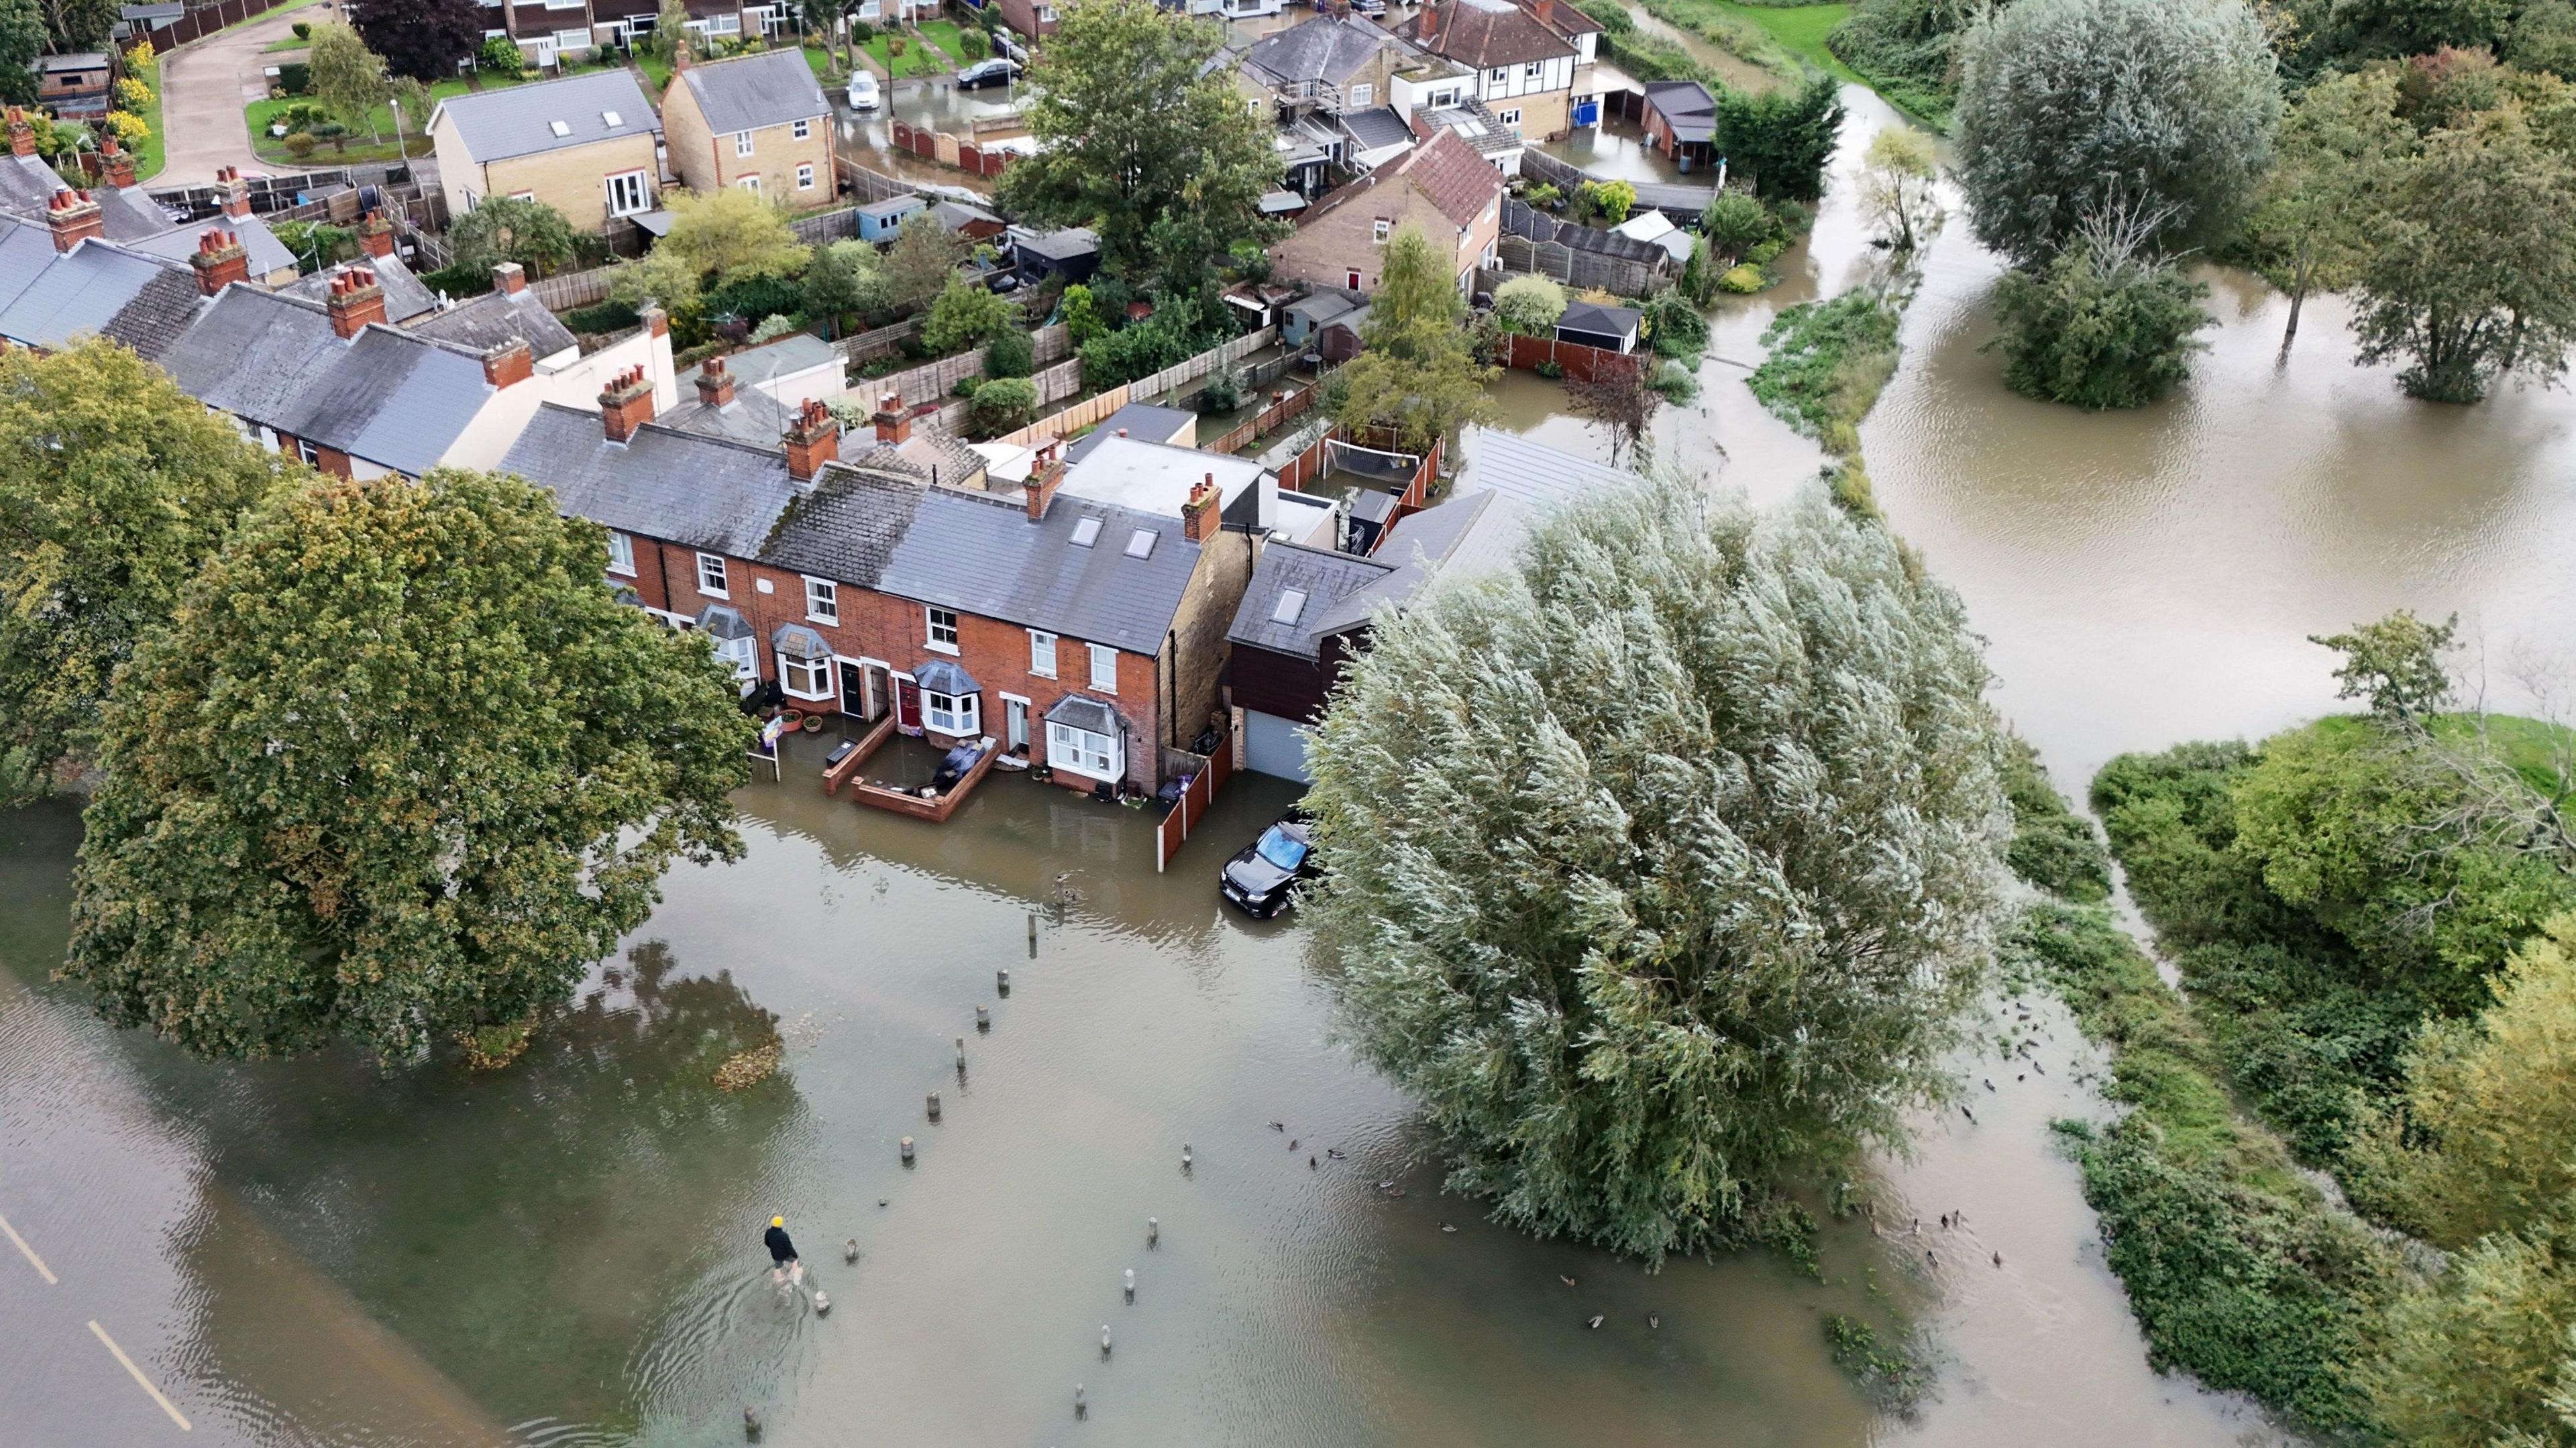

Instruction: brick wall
[1271,184,1493,294]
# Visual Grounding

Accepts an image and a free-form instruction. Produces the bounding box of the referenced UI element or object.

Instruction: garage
[1241,708,1316,783]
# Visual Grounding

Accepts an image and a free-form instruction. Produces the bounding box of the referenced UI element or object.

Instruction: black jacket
[765,1225,798,1264]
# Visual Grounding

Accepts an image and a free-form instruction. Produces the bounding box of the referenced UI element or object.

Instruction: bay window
[1044,695,1124,783]
[924,688,978,735]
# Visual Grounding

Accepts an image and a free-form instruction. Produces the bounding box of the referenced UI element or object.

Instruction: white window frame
[924,687,979,736]
[605,168,650,217]
[782,651,834,700]
[714,633,757,680]
[696,551,729,598]
[606,531,636,575]
[735,129,755,158]
[925,605,960,654]
[793,117,812,140]
[796,162,816,190]
[1348,81,1372,107]
[1372,217,1390,243]
[553,26,590,50]
[1523,60,1544,79]
[1498,107,1521,126]
[294,436,321,467]
[738,174,761,194]
[1087,643,1118,693]
[1046,719,1121,782]
[1490,66,1508,84]
[803,575,839,624]
[1028,628,1057,678]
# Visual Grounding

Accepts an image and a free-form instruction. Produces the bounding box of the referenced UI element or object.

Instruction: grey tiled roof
[158,286,496,476]
[678,49,829,135]
[1226,539,1403,658]
[0,239,201,355]
[411,285,580,359]
[278,250,441,321]
[877,490,1199,655]
[1502,199,1670,264]
[501,404,806,558]
[1012,226,1097,261]
[122,209,298,281]
[758,463,930,587]
[1064,401,1196,462]
[1394,426,1640,577]
[93,184,180,243]
[1045,693,1120,734]
[433,70,659,163]
[0,154,60,215]
[1239,13,1411,87]
[1557,298,1640,337]
[1340,106,1415,152]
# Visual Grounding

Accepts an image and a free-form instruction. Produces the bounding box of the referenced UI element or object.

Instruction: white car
[847,72,880,111]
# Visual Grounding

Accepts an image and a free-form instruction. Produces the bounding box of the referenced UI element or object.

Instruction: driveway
[155,0,331,186]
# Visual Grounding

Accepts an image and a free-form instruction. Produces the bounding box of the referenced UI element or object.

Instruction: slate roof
[1226,539,1405,658]
[1239,13,1412,88]
[0,151,296,278]
[1643,79,1717,142]
[1397,0,1575,68]
[410,284,580,359]
[1064,401,1196,463]
[1501,197,1670,265]
[1403,425,1638,576]
[1420,100,1524,160]
[1340,106,1415,154]
[121,208,297,280]
[0,154,60,215]
[0,237,202,356]
[502,404,809,558]
[1013,225,1098,261]
[431,70,659,164]
[278,249,441,321]
[758,464,931,586]
[91,184,181,243]
[893,491,1198,655]
[158,286,497,476]
[1301,129,1499,232]
[1557,298,1640,337]
[678,49,830,134]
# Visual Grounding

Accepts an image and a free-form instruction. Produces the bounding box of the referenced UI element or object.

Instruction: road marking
[88,1321,191,1432]
[0,1211,56,1285]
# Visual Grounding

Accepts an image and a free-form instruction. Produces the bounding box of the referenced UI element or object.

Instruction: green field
[1633,0,1861,87]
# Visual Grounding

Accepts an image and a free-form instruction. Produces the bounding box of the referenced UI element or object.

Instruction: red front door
[895,675,922,732]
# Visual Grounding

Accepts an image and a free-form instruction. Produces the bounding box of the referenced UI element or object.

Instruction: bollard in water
[900,1135,916,1166]
[1181,1144,1193,1172]
[812,1289,832,1315]
[843,1237,859,1264]
[1146,1216,1159,1247]
[1101,1324,1112,1358]
[955,1036,967,1074]
[1028,911,1038,954]
[975,1005,991,1032]
[1124,1268,1136,1303]
[1074,1384,1087,1419]
[743,1405,761,1441]
[996,967,1010,997]
[926,1091,942,1121]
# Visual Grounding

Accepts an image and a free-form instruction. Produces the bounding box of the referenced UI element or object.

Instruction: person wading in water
[765,1215,802,1286]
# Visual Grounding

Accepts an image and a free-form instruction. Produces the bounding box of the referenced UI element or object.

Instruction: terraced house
[661,48,835,201]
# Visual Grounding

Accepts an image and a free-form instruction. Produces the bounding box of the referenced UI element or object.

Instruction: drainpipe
[1165,628,1177,750]
[654,536,676,616]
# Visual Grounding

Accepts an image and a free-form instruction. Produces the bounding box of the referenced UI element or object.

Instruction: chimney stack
[1532,0,1556,28]
[218,165,252,219]
[599,364,655,443]
[1024,439,1066,520]
[1419,1,1440,39]
[872,391,910,445]
[189,227,249,296]
[325,266,387,338]
[5,107,32,158]
[482,337,533,388]
[491,260,527,295]
[784,398,840,482]
[641,304,669,339]
[99,135,135,189]
[696,355,735,408]
[357,209,395,259]
[1181,473,1220,543]
[44,188,101,254]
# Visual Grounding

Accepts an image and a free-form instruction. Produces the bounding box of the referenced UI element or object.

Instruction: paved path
[155,0,328,186]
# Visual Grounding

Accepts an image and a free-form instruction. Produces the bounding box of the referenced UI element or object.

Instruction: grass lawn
[1719,2,1860,80]
[863,23,964,78]
[245,95,431,165]
[802,42,842,82]
[1640,0,1861,87]
[261,36,307,53]
[917,19,971,61]
[204,0,318,40]
[633,49,672,91]
[127,58,166,180]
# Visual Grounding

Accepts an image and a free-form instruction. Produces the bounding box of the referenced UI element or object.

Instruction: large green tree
[1330,223,1497,454]
[0,0,44,107]
[38,0,113,52]
[307,21,393,144]
[1953,0,2280,264]
[347,0,486,82]
[445,194,577,278]
[1988,243,2211,408]
[2351,99,2576,402]
[0,339,294,805]
[1303,482,2008,1261]
[2248,68,2416,357]
[66,469,753,1060]
[995,0,1281,294]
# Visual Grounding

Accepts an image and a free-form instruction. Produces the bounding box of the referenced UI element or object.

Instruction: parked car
[996,34,1030,64]
[1219,818,1318,918]
[955,58,1020,89]
[847,72,879,111]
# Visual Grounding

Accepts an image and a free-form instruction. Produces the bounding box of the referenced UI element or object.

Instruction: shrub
[1076,314,1202,386]
[2000,734,2112,901]
[968,376,1036,436]
[1644,290,1707,361]
[981,324,1034,378]
[959,26,989,58]
[747,312,806,344]
[1534,359,1564,378]
[1988,245,2211,409]
[1193,368,1244,414]
[282,132,318,158]
[1522,182,1563,209]
[1747,289,1903,453]
[1573,178,1636,225]
[477,34,524,80]
[1718,263,1767,294]
[292,19,311,38]
[276,60,310,94]
[921,278,1015,354]
[1493,274,1568,336]
[703,274,804,329]
[1700,190,1773,260]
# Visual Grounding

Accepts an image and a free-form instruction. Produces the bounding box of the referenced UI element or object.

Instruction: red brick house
[1267,128,1504,294]
[501,380,1256,795]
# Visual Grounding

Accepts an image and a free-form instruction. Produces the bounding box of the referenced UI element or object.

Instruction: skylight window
[1124,528,1157,559]
[549,119,572,137]
[1272,588,1308,625]
[1069,516,1103,547]
[602,109,623,127]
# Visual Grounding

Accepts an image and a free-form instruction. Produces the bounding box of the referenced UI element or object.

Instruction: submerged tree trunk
[2278,245,2310,362]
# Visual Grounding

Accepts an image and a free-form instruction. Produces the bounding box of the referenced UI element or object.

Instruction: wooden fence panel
[1502,331,1638,384]
[1155,744,1234,872]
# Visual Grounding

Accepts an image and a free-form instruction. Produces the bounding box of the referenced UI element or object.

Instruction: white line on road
[0,1211,56,1285]
[88,1321,191,1432]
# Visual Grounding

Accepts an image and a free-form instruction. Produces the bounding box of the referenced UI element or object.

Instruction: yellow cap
[771,1216,784,1227]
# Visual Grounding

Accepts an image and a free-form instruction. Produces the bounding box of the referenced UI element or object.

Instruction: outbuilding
[856,193,928,241]
[1554,298,1640,353]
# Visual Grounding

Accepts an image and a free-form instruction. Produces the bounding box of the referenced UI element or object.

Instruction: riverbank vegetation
[1303,480,2009,1264]
[2039,610,2576,1438]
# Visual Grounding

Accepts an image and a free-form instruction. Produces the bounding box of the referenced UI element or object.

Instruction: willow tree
[1303,482,2010,1261]
[67,469,753,1062]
